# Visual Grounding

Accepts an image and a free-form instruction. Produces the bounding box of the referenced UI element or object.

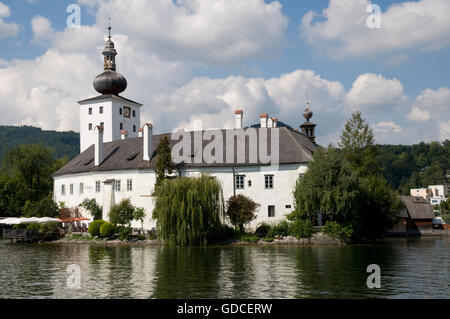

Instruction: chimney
[260,113,268,128]
[267,117,273,128]
[235,109,243,129]
[143,123,153,161]
[272,117,278,128]
[121,130,128,140]
[95,125,104,166]
[138,127,143,137]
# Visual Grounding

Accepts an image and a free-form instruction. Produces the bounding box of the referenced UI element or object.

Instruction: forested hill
[377,141,449,194]
[0,126,79,162]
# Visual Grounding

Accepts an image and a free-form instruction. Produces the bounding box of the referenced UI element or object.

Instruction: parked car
[432,216,445,229]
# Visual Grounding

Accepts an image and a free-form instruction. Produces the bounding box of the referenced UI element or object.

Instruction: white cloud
[439,120,450,141]
[300,0,450,59]
[407,87,450,122]
[373,121,402,134]
[344,73,408,113]
[31,15,55,45]
[0,2,21,39]
[90,0,288,64]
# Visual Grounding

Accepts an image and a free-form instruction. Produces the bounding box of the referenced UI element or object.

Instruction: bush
[117,225,131,241]
[323,221,354,241]
[255,223,271,238]
[26,223,41,232]
[267,220,289,238]
[88,220,105,237]
[288,219,314,239]
[99,222,115,238]
[39,222,60,237]
[240,235,260,243]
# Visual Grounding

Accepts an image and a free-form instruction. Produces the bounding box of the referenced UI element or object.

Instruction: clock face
[124,106,131,118]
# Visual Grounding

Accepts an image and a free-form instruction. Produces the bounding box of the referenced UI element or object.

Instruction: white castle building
[52,28,318,231]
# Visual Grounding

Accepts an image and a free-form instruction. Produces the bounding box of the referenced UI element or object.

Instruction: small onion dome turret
[303,100,313,121]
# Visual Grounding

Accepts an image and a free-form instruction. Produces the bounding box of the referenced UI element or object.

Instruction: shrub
[323,221,354,241]
[88,220,105,237]
[255,223,271,238]
[240,235,260,243]
[267,220,289,238]
[99,222,115,238]
[288,219,314,239]
[79,199,102,220]
[39,222,60,237]
[117,225,131,241]
[26,223,41,232]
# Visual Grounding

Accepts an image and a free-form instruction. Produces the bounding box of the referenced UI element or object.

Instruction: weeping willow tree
[152,175,224,246]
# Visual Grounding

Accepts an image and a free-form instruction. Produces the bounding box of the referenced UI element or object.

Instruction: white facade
[79,96,142,152]
[410,188,430,200]
[53,163,309,231]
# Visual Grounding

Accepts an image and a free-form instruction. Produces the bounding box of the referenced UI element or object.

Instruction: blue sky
[0,0,449,145]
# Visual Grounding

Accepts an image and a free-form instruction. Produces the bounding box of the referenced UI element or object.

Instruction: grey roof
[399,196,435,220]
[53,127,317,177]
[78,94,142,106]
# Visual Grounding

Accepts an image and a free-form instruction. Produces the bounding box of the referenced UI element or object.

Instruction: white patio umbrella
[0,218,22,225]
[19,217,41,224]
[37,217,61,223]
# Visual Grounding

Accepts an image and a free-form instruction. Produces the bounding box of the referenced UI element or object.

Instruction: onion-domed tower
[77,23,142,153]
[300,97,317,143]
[93,24,127,95]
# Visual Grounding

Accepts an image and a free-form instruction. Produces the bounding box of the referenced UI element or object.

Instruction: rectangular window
[248,180,252,187]
[127,179,133,191]
[133,125,136,132]
[61,185,65,196]
[120,123,123,130]
[119,108,122,115]
[88,107,92,115]
[99,106,103,114]
[268,205,275,217]
[95,181,101,193]
[114,180,121,192]
[79,183,84,195]
[265,175,274,189]
[285,205,291,209]
[70,184,74,195]
[88,123,93,130]
[235,175,245,189]
[132,110,136,117]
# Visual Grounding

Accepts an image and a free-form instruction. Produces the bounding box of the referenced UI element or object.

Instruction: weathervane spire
[108,17,111,39]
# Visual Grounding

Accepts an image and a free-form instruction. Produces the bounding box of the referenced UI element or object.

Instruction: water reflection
[0,238,447,299]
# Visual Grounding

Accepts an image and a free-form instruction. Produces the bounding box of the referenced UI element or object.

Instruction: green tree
[109,198,142,228]
[133,207,146,235]
[152,175,224,246]
[79,198,103,220]
[155,136,173,187]
[22,195,59,218]
[289,146,360,225]
[0,175,27,217]
[1,144,66,202]
[338,111,379,176]
[225,194,260,233]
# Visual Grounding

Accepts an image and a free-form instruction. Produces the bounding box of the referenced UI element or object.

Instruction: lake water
[0,237,448,299]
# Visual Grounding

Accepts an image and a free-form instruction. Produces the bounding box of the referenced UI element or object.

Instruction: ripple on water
[0,238,448,299]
